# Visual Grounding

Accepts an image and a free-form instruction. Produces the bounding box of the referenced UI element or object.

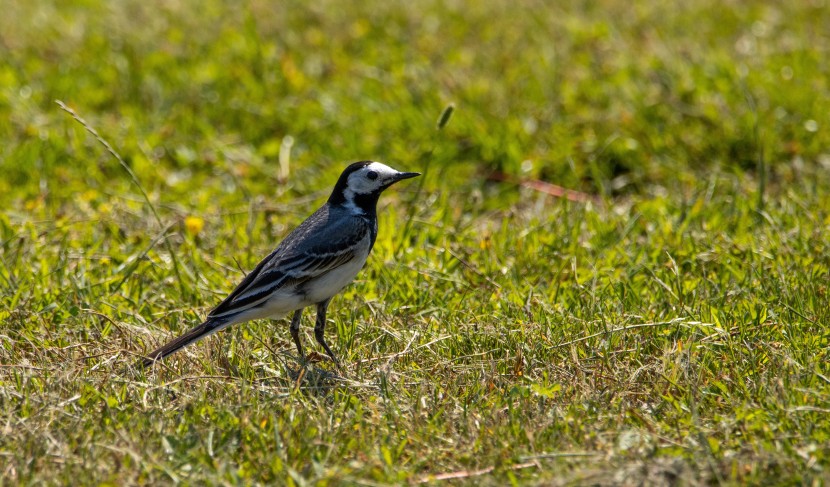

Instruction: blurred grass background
[1,0,829,484]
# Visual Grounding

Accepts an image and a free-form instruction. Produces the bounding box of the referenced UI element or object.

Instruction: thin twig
[786,407,830,413]
[487,171,599,203]
[356,335,452,365]
[416,461,537,483]
[551,318,704,349]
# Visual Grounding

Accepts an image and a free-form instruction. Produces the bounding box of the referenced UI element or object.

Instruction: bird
[140,161,419,369]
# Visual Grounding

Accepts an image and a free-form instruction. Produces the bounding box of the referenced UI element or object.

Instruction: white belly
[263,233,371,313]
[303,250,369,304]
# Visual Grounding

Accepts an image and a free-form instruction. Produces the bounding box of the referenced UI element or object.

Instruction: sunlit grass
[1,0,829,484]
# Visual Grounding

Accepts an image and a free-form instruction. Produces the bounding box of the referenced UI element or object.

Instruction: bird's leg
[314,299,341,368]
[289,309,304,361]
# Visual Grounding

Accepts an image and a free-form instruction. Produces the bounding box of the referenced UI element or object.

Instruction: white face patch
[344,161,401,195]
[339,161,415,215]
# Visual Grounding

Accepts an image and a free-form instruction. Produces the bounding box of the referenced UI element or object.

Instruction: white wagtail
[140,161,419,368]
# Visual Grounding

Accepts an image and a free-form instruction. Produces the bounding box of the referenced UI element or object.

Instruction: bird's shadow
[256,351,347,397]
[285,363,341,395]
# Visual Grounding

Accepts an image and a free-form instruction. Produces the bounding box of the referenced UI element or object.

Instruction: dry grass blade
[551,318,705,349]
[487,171,599,203]
[54,99,187,295]
[416,461,537,483]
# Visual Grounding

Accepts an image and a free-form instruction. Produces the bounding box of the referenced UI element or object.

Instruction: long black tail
[139,319,227,368]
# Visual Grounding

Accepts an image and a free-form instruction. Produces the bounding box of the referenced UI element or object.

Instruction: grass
[1,0,830,484]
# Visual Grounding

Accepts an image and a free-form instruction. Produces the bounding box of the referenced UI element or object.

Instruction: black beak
[393,172,420,181]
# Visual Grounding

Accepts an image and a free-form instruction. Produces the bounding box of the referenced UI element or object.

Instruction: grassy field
[2,0,830,484]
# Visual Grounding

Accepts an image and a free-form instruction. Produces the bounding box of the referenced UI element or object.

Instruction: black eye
[366,171,378,180]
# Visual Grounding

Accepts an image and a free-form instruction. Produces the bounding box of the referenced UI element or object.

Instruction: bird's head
[329,161,420,213]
